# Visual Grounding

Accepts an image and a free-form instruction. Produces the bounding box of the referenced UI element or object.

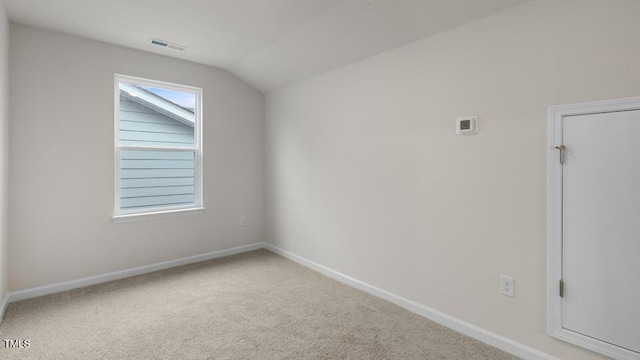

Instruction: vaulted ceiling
[2,0,528,92]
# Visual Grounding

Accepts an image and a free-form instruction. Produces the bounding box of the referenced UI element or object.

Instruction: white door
[562,109,640,355]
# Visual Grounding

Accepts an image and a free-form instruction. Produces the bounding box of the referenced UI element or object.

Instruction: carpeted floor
[0,250,516,359]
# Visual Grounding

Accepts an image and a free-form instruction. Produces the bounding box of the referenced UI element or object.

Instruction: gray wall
[9,23,264,291]
[0,1,9,308]
[265,1,640,359]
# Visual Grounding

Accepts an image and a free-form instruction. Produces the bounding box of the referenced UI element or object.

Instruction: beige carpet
[0,250,516,359]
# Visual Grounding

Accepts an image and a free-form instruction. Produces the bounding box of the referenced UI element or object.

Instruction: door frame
[547,96,640,360]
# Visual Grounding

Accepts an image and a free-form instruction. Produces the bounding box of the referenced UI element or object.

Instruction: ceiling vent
[149,38,188,51]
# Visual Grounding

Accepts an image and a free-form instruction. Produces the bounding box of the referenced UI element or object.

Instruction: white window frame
[112,74,204,223]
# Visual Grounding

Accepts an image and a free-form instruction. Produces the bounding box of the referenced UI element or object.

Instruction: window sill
[112,207,205,223]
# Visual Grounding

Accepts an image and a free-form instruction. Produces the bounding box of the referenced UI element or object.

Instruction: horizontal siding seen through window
[119,99,194,146]
[120,150,195,210]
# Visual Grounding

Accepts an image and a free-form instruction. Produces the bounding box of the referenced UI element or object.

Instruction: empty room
[0,0,638,359]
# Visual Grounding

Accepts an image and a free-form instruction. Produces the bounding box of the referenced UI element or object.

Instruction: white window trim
[112,207,205,223]
[547,96,640,360]
[113,74,204,222]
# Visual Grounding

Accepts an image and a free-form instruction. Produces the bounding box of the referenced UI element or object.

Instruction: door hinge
[555,145,566,164]
[559,279,564,298]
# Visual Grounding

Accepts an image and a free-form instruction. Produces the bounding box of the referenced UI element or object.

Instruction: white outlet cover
[500,274,515,298]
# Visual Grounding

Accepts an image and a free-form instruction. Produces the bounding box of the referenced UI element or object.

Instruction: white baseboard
[0,293,8,324]
[6,242,264,303]
[263,243,560,360]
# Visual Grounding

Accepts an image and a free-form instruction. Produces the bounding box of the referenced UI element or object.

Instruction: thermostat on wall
[456,116,479,135]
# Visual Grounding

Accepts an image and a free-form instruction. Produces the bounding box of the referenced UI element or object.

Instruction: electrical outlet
[240,216,246,227]
[500,275,515,298]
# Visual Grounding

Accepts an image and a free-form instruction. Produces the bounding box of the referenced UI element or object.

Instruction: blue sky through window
[139,86,196,110]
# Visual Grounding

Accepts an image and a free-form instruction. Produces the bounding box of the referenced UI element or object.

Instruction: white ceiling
[2,0,528,92]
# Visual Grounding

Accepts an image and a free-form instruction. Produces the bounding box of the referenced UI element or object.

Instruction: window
[113,74,203,222]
